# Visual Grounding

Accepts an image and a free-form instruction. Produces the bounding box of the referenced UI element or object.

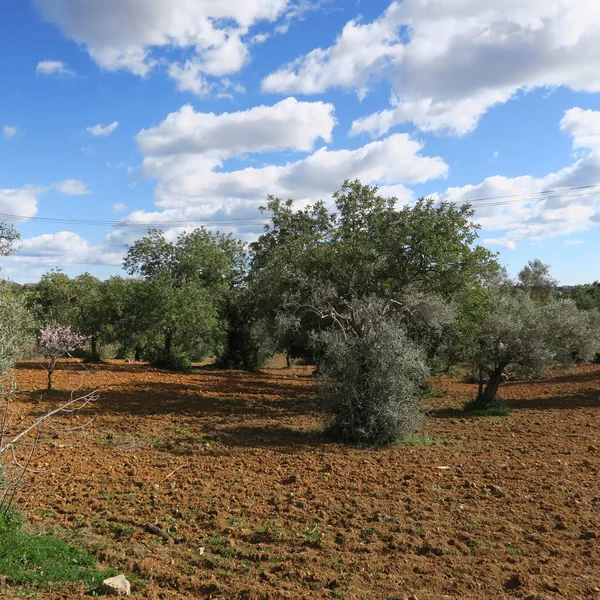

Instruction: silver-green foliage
[318,298,429,446]
[486,292,598,373]
[472,289,600,404]
[0,289,34,379]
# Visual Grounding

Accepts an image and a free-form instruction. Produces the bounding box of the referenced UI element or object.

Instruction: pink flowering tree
[39,325,87,391]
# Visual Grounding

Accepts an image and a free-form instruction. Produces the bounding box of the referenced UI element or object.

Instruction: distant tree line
[2,181,600,445]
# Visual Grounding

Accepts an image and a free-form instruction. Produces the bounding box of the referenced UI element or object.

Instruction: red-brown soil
[2,360,600,599]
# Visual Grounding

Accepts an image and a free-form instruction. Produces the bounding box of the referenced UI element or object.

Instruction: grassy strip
[0,511,116,593]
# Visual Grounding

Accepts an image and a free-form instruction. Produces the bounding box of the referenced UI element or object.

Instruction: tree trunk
[164,329,173,356]
[479,364,506,406]
[135,347,142,362]
[90,335,100,362]
[285,352,292,369]
[47,364,54,391]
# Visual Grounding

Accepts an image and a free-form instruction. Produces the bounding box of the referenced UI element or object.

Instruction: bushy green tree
[518,259,557,300]
[562,281,600,311]
[0,222,19,260]
[0,287,34,379]
[29,271,103,361]
[247,180,499,368]
[468,288,600,408]
[124,228,245,370]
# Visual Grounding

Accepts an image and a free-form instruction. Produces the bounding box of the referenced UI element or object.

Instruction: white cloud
[104,98,449,248]
[263,4,403,95]
[112,203,126,213]
[36,60,73,76]
[168,61,208,96]
[147,133,447,211]
[564,239,585,245]
[434,107,600,248]
[263,1,600,136]
[3,125,18,139]
[34,0,292,88]
[0,186,43,221]
[560,107,600,154]
[137,98,336,158]
[55,179,91,196]
[136,98,446,214]
[87,121,119,136]
[11,232,122,267]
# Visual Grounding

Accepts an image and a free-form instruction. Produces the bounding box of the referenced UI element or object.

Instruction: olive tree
[518,259,557,300]
[469,289,600,408]
[0,288,33,379]
[315,296,429,446]
[0,222,19,259]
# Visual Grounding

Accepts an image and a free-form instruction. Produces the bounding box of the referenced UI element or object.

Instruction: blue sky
[1,0,600,284]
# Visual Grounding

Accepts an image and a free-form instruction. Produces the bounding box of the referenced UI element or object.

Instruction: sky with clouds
[1,0,600,284]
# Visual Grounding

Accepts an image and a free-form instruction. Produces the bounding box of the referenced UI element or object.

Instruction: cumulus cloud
[112,203,126,213]
[136,98,336,158]
[33,0,292,90]
[168,61,208,96]
[145,133,447,211]
[36,60,73,76]
[560,107,600,154]
[433,107,600,248]
[263,0,600,136]
[0,186,44,221]
[87,121,119,136]
[55,179,91,196]
[104,98,448,248]
[11,231,122,267]
[136,99,446,212]
[3,125,18,139]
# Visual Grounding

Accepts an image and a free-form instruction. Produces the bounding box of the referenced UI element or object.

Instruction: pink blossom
[39,325,87,358]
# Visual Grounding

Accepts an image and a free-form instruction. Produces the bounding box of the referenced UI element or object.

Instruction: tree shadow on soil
[429,391,599,418]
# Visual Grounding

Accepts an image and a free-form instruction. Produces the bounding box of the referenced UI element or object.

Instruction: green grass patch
[463,400,511,416]
[0,511,116,592]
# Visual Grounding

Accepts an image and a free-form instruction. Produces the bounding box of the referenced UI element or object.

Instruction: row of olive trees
[10,183,600,445]
[22,228,245,372]
[233,182,600,442]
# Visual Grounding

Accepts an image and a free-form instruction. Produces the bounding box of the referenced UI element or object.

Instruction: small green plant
[226,517,242,528]
[360,528,376,542]
[304,523,320,543]
[464,399,510,416]
[0,511,116,591]
[108,522,134,538]
[505,542,518,556]
[209,536,227,548]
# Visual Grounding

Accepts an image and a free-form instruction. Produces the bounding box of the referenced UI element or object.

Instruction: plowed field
[3,360,600,599]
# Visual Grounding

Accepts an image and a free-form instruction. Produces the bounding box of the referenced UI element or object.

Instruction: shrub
[317,298,429,446]
[0,291,34,378]
[150,347,192,373]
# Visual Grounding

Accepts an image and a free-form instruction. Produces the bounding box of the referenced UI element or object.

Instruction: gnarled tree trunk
[478,363,508,406]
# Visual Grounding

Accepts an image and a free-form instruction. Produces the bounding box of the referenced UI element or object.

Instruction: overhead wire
[0,183,599,228]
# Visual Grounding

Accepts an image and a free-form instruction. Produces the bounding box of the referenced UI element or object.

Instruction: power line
[447,183,600,204]
[0,183,599,228]
[0,213,269,228]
